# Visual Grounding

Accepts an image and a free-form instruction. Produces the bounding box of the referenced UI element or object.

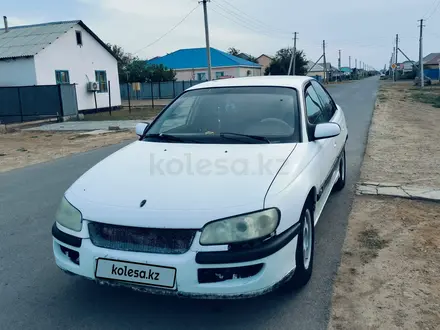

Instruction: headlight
[55,197,83,232]
[199,209,280,245]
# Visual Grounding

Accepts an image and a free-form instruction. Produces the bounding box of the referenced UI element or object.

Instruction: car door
[304,83,333,195]
[311,80,345,159]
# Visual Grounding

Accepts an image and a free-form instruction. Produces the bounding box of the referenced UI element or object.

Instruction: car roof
[186,75,313,91]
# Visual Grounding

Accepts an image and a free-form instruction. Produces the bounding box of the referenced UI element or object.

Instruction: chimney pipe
[3,16,8,32]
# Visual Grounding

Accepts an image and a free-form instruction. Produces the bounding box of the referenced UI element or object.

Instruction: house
[306,61,325,79]
[0,18,121,112]
[256,54,272,74]
[340,67,352,76]
[413,53,440,79]
[147,47,262,81]
[402,60,415,73]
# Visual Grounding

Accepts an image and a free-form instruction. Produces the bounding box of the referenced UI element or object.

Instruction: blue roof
[147,47,261,69]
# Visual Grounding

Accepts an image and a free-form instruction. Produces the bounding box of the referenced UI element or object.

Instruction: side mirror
[135,122,149,137]
[314,122,341,140]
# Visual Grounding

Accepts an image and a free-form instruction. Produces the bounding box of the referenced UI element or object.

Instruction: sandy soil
[329,196,440,330]
[0,130,136,173]
[329,81,440,330]
[361,82,440,188]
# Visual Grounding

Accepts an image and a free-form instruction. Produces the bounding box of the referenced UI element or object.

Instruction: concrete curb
[356,182,440,203]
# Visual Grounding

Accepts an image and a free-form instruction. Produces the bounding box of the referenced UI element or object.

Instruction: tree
[265,48,308,76]
[228,47,240,56]
[107,43,176,83]
[228,47,259,63]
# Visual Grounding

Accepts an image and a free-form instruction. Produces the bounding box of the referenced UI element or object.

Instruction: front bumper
[52,222,300,299]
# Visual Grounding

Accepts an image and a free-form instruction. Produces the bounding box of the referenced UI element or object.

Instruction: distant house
[256,54,272,74]
[340,67,352,76]
[306,62,340,80]
[147,47,262,81]
[0,18,121,111]
[414,53,440,79]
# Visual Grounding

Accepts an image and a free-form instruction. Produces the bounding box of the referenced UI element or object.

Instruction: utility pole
[202,0,212,81]
[394,34,399,81]
[288,32,298,75]
[418,19,425,88]
[338,49,341,70]
[323,40,327,84]
[349,56,351,69]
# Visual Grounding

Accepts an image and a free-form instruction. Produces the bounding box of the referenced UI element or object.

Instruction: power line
[209,4,283,38]
[132,5,199,55]
[211,1,289,36]
[215,0,289,34]
[423,0,440,19]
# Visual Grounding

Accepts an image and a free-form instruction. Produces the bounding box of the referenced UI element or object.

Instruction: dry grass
[0,130,136,172]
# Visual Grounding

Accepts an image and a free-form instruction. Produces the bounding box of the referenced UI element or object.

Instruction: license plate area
[95,258,176,289]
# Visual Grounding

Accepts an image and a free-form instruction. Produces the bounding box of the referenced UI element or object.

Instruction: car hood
[66,141,297,228]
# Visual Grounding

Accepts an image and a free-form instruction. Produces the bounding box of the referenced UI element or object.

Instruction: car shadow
[54,276,306,329]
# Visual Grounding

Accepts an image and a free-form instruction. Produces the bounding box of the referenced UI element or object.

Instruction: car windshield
[144,86,300,144]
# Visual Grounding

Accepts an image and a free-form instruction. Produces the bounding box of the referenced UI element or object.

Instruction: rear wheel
[284,201,315,290]
[333,148,346,191]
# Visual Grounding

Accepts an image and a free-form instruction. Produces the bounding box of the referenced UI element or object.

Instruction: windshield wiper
[219,132,271,144]
[144,133,186,143]
[144,133,203,144]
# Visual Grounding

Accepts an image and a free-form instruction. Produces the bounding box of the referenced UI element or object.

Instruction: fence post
[108,80,112,116]
[182,80,185,91]
[94,91,98,113]
[150,82,155,109]
[127,82,131,113]
[173,80,176,98]
[17,87,23,123]
[57,84,64,122]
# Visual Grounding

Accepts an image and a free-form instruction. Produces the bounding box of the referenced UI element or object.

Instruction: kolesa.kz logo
[111,264,160,280]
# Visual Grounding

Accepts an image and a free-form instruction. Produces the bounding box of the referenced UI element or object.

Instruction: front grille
[88,222,196,254]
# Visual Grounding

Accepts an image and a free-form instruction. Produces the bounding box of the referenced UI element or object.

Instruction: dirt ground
[0,130,136,173]
[329,81,440,330]
[329,196,440,330]
[361,81,440,188]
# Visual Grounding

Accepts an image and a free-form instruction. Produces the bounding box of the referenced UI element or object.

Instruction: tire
[333,148,346,192]
[284,201,315,290]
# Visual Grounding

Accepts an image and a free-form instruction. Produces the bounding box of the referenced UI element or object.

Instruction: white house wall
[33,25,121,111]
[0,57,37,86]
[175,66,261,81]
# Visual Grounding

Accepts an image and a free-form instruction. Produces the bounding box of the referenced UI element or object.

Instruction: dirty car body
[52,76,348,298]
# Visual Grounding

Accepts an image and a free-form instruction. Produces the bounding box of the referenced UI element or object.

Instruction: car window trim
[304,82,325,124]
[311,80,338,120]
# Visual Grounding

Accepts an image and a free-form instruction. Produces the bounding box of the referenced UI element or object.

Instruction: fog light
[198,264,263,284]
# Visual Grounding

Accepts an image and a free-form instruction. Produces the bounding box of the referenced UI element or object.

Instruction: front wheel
[284,202,315,290]
[333,148,346,191]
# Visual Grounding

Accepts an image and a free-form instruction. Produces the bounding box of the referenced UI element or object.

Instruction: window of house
[305,85,326,124]
[75,31,83,46]
[311,80,337,121]
[95,71,108,93]
[215,72,224,79]
[55,70,70,84]
[197,72,207,81]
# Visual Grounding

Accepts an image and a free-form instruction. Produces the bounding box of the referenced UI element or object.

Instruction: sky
[3,0,440,70]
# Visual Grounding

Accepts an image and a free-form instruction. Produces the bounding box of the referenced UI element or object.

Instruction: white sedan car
[52,76,348,298]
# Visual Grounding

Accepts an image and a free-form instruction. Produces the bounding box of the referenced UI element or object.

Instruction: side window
[95,71,108,93]
[55,70,70,84]
[311,81,336,121]
[305,85,325,125]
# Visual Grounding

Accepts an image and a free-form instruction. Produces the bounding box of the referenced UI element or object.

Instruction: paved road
[0,77,379,330]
